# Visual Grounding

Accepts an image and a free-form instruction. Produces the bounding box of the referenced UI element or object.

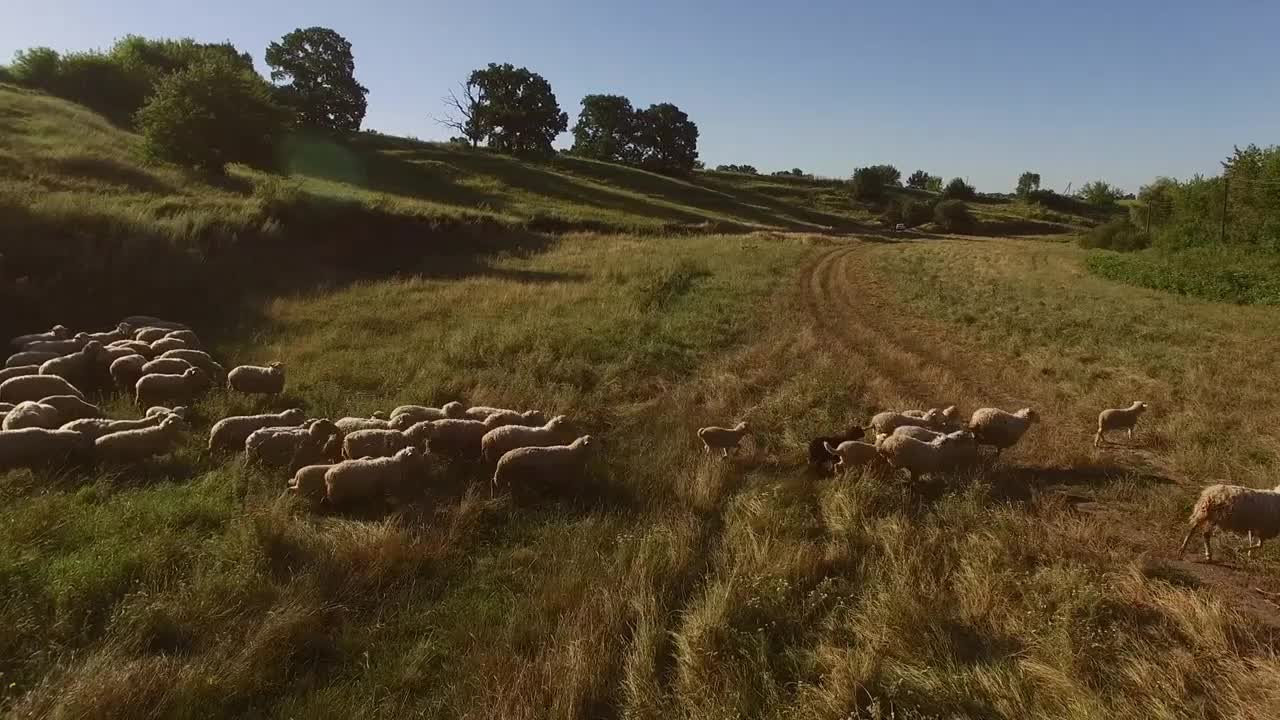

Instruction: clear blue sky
[6,0,1278,192]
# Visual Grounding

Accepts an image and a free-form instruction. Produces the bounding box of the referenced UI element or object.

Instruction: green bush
[1086,249,1280,305]
[136,56,288,173]
[933,199,974,231]
[9,47,62,87]
[1078,219,1148,251]
[901,199,932,227]
[55,52,151,125]
[942,177,976,200]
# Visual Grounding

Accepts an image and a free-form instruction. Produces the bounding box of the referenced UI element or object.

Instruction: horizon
[5,0,1277,193]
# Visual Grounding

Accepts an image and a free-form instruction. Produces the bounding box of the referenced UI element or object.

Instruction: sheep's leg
[1179,522,1201,556]
[721,447,729,458]
[1247,532,1264,556]
[1094,430,1103,448]
[1127,427,1134,442]
[1203,531,1214,562]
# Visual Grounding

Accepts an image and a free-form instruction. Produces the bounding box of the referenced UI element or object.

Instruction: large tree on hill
[906,169,933,190]
[571,94,639,163]
[1016,171,1041,197]
[851,165,893,201]
[265,27,368,132]
[1080,180,1124,207]
[467,63,568,155]
[942,177,976,200]
[633,102,699,175]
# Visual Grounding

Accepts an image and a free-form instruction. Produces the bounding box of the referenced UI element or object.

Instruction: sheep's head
[942,405,961,422]
[371,411,389,420]
[735,421,750,432]
[117,322,133,334]
[73,332,91,342]
[572,435,593,450]
[442,401,465,418]
[522,410,546,424]
[546,415,568,430]
[51,325,70,338]
[171,406,189,419]
[923,408,945,426]
[82,340,104,355]
[1016,408,1040,423]
[281,408,306,424]
[308,418,339,438]
[159,414,188,430]
[268,361,284,371]
[1133,401,1149,414]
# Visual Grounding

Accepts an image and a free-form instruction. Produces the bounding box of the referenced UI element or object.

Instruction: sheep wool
[323,446,424,506]
[464,405,517,421]
[0,366,40,384]
[7,351,59,368]
[0,428,93,470]
[38,341,105,390]
[481,415,570,462]
[86,323,134,344]
[24,334,90,355]
[1180,483,1280,562]
[288,463,336,502]
[227,362,285,395]
[389,406,446,429]
[0,375,85,403]
[163,329,201,348]
[890,425,945,443]
[823,440,880,473]
[38,395,99,422]
[482,409,546,430]
[967,407,1039,456]
[108,340,155,358]
[158,350,225,380]
[135,368,209,407]
[334,415,393,433]
[110,354,150,390]
[808,426,866,468]
[141,358,194,377]
[421,418,489,458]
[208,408,307,451]
[149,337,190,355]
[62,413,168,441]
[876,433,960,481]
[245,419,339,468]
[1095,401,1149,447]
[10,325,70,350]
[492,435,593,490]
[697,421,750,457]
[94,415,188,462]
[867,410,944,439]
[2,401,61,431]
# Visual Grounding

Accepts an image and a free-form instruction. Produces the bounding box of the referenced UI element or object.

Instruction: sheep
[1179,483,1280,562]
[492,435,593,491]
[38,395,99,422]
[481,415,571,462]
[442,401,465,419]
[135,367,209,407]
[967,407,1040,457]
[7,351,59,368]
[0,375,84,403]
[340,426,431,460]
[245,419,340,467]
[876,432,962,481]
[101,345,142,364]
[24,334,90,355]
[334,414,392,433]
[134,327,170,343]
[808,425,866,469]
[162,329,201,348]
[0,428,93,470]
[110,354,149,390]
[288,463,336,503]
[207,408,307,451]
[419,418,489,458]
[823,440,880,473]
[482,409,547,430]
[158,349,224,379]
[150,337,191,355]
[141,357,195,376]
[10,324,70,350]
[323,446,424,506]
[85,322,134,344]
[1095,401,1149,447]
[464,405,519,421]
[867,409,945,440]
[389,405,447,429]
[121,316,188,331]
[889,425,946,444]
[0,365,40,384]
[109,339,155,358]
[62,413,170,442]
[2,401,61,430]
[145,405,189,419]
[936,430,980,471]
[697,421,750,458]
[227,362,285,395]
[38,340,105,389]
[95,414,187,463]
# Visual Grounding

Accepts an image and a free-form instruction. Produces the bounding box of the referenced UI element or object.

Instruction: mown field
[5,86,1280,719]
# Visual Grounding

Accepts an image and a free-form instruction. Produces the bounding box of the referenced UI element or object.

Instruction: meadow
[5,85,1280,719]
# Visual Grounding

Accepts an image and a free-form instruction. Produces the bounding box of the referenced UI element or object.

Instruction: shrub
[901,199,932,227]
[1078,219,1148,251]
[55,52,151,125]
[136,56,288,173]
[942,177,976,200]
[933,199,974,231]
[9,47,62,87]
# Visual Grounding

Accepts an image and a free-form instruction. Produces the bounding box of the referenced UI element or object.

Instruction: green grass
[1086,246,1280,305]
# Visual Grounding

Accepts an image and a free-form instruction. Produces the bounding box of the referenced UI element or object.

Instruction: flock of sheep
[0,318,593,507]
[0,319,1273,563]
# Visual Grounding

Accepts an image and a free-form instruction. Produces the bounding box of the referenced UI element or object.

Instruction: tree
[633,102,698,174]
[906,170,933,190]
[901,199,932,227]
[716,164,758,174]
[1016,171,1041,197]
[466,63,568,155]
[925,175,943,193]
[1080,180,1124,207]
[850,166,889,201]
[865,164,901,186]
[570,94,638,163]
[8,47,62,88]
[934,199,975,231]
[942,177,976,200]
[434,81,485,147]
[136,54,288,173]
[265,27,368,132]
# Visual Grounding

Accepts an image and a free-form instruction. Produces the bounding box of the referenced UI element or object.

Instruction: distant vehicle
[894,223,906,232]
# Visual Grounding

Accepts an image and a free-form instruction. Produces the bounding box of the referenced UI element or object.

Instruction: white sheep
[141,357,195,376]
[876,432,963,481]
[227,362,285,395]
[334,413,392,434]
[967,407,1040,457]
[122,316,188,331]
[1179,483,1280,562]
[420,418,490,457]
[145,405,189,419]
[890,425,945,443]
[464,405,518,421]
[341,425,432,460]
[94,414,188,462]
[109,340,155,358]
[0,375,84,403]
[244,419,340,467]
[24,334,90,355]
[492,435,593,491]
[207,408,307,451]
[38,395,99,422]
[823,440,880,473]
[85,322,133,344]
[134,327,170,343]
[482,409,547,430]
[7,351,59,368]
[101,345,142,364]
[10,324,70,350]
[1095,401,1149,447]
[389,406,445,429]
[0,427,93,470]
[38,340,105,389]
[149,337,190,355]
[288,463,335,503]
[62,413,170,441]
[135,367,209,407]
[158,349,224,379]
[697,421,750,457]
[480,415,570,462]
[2,401,61,430]
[867,409,945,439]
[110,354,149,390]
[323,446,424,506]
[0,365,40,384]
[162,329,201,348]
